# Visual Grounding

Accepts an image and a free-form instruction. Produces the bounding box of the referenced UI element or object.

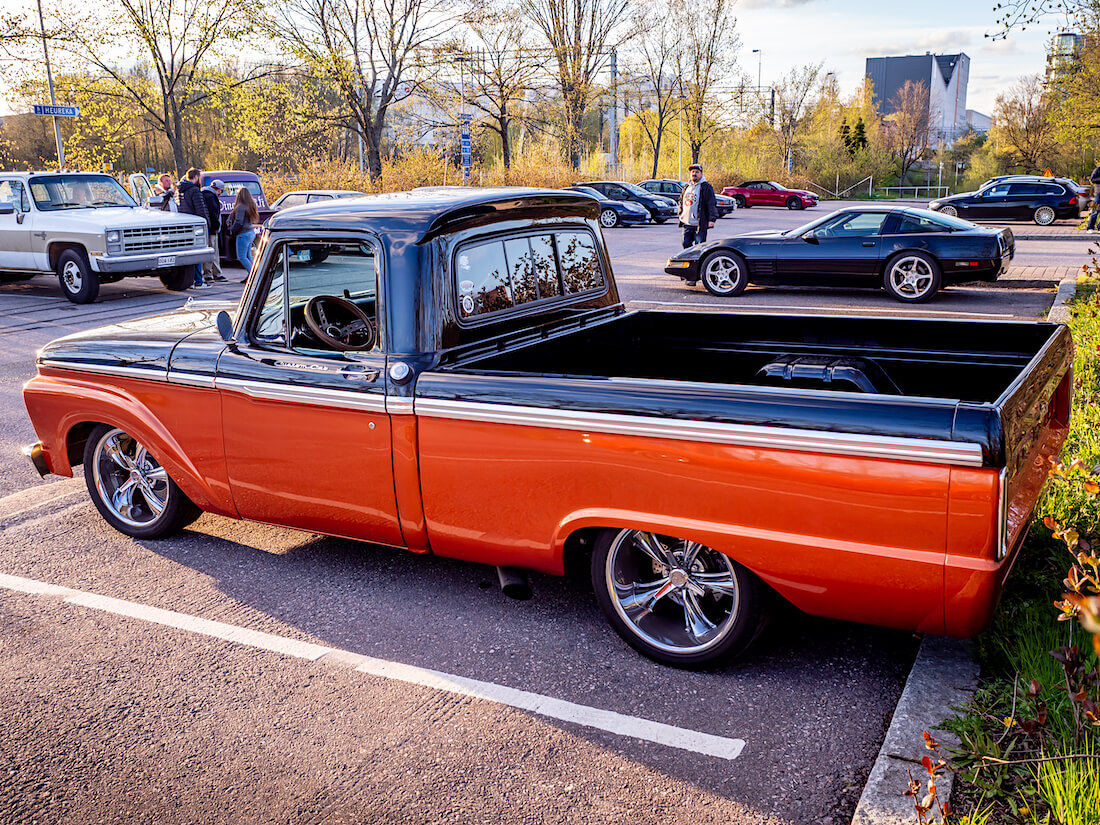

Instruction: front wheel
[733,196,747,208]
[591,528,769,667]
[83,424,201,539]
[701,250,748,297]
[653,217,668,225]
[786,197,803,210]
[1033,205,1056,226]
[599,208,620,228]
[883,252,941,303]
[936,205,958,217]
[56,249,99,304]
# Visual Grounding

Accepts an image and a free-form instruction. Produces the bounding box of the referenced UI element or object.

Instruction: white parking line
[0,572,746,761]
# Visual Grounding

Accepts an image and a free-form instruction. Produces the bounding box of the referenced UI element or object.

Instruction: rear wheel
[159,265,192,291]
[83,424,201,539]
[785,196,803,210]
[1033,205,1056,226]
[733,196,747,208]
[599,208,620,228]
[56,249,99,304]
[883,251,941,303]
[701,250,748,297]
[591,528,769,667]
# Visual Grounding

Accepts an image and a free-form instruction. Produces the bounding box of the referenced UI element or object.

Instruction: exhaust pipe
[496,566,532,600]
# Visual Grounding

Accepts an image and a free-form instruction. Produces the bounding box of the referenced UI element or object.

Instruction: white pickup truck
[0,171,215,303]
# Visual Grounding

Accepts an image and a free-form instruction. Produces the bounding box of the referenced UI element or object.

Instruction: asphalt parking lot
[0,204,1093,824]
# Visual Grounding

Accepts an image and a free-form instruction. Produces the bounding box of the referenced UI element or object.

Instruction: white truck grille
[121,225,197,253]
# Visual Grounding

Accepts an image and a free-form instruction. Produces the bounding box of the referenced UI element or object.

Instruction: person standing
[227,187,259,281]
[1087,160,1100,233]
[678,163,719,249]
[201,178,226,281]
[154,174,177,211]
[177,168,210,288]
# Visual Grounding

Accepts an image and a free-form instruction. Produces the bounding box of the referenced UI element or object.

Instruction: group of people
[154,169,259,288]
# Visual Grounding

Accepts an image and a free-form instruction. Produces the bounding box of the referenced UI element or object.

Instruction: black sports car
[566,186,651,227]
[929,177,1083,225]
[665,206,1014,303]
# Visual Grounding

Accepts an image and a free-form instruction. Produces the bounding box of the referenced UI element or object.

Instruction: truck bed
[429,311,1073,470]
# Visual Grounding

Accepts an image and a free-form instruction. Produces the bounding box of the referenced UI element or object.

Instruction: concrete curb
[849,275,1082,825]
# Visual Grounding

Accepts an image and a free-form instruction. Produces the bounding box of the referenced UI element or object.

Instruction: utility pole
[36,0,64,169]
[609,48,618,170]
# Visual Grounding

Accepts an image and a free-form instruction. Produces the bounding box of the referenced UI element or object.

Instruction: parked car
[271,189,366,210]
[566,185,650,227]
[638,179,737,217]
[0,171,214,303]
[721,180,818,210]
[23,188,1068,667]
[575,180,677,223]
[201,171,276,257]
[665,206,1013,302]
[929,177,1083,225]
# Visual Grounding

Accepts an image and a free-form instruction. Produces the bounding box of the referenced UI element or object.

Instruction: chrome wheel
[701,252,746,296]
[61,260,83,293]
[91,428,170,528]
[1034,206,1055,226]
[599,208,619,228]
[887,255,936,300]
[937,205,957,217]
[604,530,740,655]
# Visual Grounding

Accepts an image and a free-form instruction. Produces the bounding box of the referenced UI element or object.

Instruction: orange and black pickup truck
[22,188,1073,667]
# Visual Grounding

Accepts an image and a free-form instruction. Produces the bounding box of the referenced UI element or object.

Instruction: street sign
[460,114,472,183]
[33,104,79,117]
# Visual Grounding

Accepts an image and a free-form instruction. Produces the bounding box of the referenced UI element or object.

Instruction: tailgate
[995,323,1073,555]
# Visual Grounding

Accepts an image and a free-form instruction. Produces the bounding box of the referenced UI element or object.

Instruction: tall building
[865,52,970,144]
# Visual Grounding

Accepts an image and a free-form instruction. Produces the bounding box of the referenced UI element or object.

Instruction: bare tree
[521,0,631,168]
[751,62,822,173]
[992,76,1059,171]
[990,0,1100,39]
[49,0,267,175]
[887,79,932,186]
[266,0,456,181]
[620,4,681,178]
[674,0,739,165]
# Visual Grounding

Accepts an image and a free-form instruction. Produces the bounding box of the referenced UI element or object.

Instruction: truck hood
[43,207,206,231]
[37,302,233,378]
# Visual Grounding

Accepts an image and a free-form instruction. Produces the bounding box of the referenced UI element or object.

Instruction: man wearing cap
[201,177,227,281]
[678,163,719,249]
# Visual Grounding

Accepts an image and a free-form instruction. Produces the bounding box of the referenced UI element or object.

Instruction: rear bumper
[22,442,50,478]
[95,246,215,273]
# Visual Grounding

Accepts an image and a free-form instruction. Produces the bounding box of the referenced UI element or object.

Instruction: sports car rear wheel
[599,208,620,228]
[1033,206,1056,226]
[701,250,748,297]
[83,424,201,539]
[883,252,941,303]
[591,528,768,667]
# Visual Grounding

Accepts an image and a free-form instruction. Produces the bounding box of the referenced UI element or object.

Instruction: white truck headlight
[106,230,122,253]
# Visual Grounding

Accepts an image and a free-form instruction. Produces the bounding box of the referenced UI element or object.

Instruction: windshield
[785,212,838,235]
[571,186,606,201]
[618,181,653,196]
[218,180,263,199]
[28,175,136,210]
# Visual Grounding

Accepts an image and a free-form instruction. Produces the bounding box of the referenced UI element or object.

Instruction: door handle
[32,231,46,239]
[862,242,875,247]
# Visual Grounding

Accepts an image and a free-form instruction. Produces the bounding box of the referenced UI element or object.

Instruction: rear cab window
[455,229,606,322]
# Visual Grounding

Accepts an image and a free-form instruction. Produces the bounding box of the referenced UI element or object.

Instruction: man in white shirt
[678,163,719,248]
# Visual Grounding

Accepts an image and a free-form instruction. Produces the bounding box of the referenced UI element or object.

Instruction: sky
[0,0,1070,117]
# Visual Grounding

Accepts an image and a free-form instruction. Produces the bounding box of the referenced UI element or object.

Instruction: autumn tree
[759,63,822,173]
[266,0,455,182]
[991,75,1059,172]
[522,0,632,168]
[887,79,932,185]
[674,0,738,164]
[620,2,681,178]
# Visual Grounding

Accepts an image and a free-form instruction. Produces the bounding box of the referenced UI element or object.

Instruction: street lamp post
[35,0,65,169]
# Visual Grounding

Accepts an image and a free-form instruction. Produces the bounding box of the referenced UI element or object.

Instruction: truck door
[215,236,403,547]
[0,179,34,271]
[127,173,156,208]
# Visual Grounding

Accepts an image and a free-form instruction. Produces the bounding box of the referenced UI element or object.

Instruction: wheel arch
[48,241,89,271]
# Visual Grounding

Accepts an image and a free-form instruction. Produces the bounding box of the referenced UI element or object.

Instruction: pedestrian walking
[154,174,177,211]
[201,179,227,281]
[227,187,260,282]
[177,168,210,288]
[1087,160,1100,233]
[678,163,718,249]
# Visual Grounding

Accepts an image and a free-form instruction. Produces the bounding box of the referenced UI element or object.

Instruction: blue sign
[460,114,472,181]
[33,104,80,117]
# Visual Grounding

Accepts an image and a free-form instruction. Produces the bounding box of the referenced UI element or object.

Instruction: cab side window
[0,180,27,212]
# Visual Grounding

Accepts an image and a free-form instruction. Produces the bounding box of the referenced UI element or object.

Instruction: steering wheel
[303,295,376,352]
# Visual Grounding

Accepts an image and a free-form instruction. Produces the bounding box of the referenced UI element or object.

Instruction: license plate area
[157,255,177,267]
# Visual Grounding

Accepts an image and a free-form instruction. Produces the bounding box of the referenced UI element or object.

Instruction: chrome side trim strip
[167,371,217,389]
[215,377,387,413]
[39,359,167,382]
[387,396,414,415]
[996,467,1009,560]
[415,398,987,467]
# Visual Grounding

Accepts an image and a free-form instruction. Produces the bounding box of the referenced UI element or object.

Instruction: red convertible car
[722,180,818,210]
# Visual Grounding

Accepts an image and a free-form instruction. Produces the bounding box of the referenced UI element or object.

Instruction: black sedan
[566,186,651,228]
[575,181,678,224]
[638,179,738,217]
[929,177,1082,225]
[665,206,1014,303]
